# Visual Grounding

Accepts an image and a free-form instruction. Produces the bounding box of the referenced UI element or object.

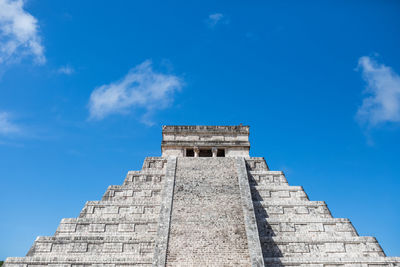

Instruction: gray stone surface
[246,157,400,266]
[5,157,168,266]
[165,158,251,266]
[4,125,400,267]
[236,157,265,267]
[152,157,177,267]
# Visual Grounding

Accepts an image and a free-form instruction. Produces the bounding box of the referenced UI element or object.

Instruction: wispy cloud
[356,56,400,127]
[206,13,229,28]
[58,65,74,75]
[0,112,20,135]
[88,60,183,125]
[0,0,45,64]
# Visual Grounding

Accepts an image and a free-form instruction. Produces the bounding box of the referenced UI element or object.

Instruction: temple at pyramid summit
[4,125,400,266]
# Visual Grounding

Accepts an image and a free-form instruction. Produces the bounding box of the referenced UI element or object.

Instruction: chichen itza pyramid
[4,125,400,266]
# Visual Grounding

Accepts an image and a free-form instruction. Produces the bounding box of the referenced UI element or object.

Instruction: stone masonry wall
[4,154,400,267]
[246,157,400,266]
[4,157,168,267]
[4,124,400,267]
[166,158,251,266]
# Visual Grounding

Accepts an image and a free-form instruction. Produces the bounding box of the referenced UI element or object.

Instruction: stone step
[257,217,357,238]
[245,157,269,171]
[59,217,158,224]
[165,157,252,266]
[56,231,157,238]
[5,254,400,266]
[34,235,156,242]
[264,217,352,223]
[127,170,164,176]
[27,236,155,256]
[85,199,161,205]
[263,256,400,266]
[79,212,159,220]
[164,258,252,266]
[252,185,303,190]
[256,199,326,205]
[249,170,285,175]
[102,185,162,201]
[248,171,289,186]
[79,200,160,217]
[251,185,309,200]
[259,229,357,238]
[5,256,152,266]
[260,235,379,242]
[250,170,284,175]
[254,200,332,218]
[56,218,157,236]
[106,184,163,190]
[259,236,385,258]
[141,157,167,170]
[123,171,165,186]
[102,195,162,202]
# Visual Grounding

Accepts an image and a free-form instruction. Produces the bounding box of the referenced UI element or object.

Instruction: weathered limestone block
[57,223,77,233]
[249,171,289,186]
[252,186,308,201]
[142,158,167,170]
[246,158,270,171]
[103,243,123,253]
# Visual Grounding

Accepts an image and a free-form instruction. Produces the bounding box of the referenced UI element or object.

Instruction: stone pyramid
[4,125,400,267]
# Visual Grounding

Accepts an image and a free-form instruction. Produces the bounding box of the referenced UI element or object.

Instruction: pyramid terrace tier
[254,200,332,218]
[8,257,399,267]
[4,256,153,267]
[263,257,400,266]
[102,185,163,201]
[25,236,155,257]
[259,236,385,258]
[246,158,270,170]
[123,172,165,186]
[251,185,309,201]
[56,217,158,237]
[141,157,168,169]
[257,217,358,238]
[248,171,290,186]
[79,200,161,219]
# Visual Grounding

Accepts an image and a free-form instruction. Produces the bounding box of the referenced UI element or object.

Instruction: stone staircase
[246,157,400,266]
[4,157,168,267]
[165,157,252,266]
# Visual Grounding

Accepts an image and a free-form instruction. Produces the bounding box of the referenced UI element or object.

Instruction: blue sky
[0,0,400,258]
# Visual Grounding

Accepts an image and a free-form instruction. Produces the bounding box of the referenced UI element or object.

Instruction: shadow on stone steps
[247,165,284,267]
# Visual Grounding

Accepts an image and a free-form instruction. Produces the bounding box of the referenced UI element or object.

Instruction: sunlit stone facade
[4,125,400,266]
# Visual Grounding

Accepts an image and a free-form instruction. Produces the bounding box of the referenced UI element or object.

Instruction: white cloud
[0,0,45,64]
[0,112,20,135]
[206,13,229,28]
[88,60,183,124]
[356,56,400,127]
[58,65,74,75]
